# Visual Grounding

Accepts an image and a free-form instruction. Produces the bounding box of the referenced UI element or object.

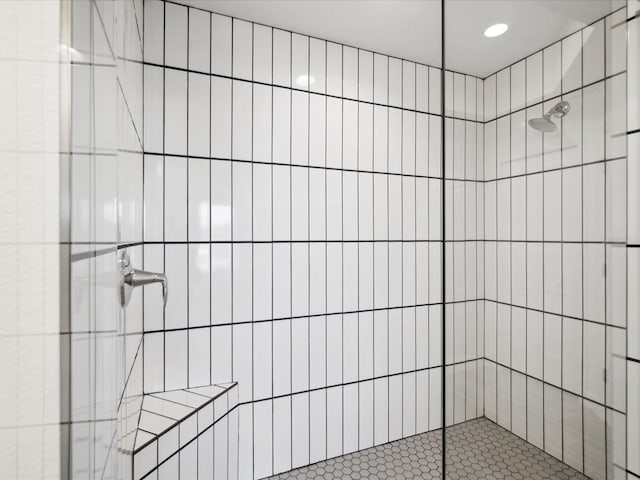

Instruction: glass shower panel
[126,1,444,478]
[443,1,629,479]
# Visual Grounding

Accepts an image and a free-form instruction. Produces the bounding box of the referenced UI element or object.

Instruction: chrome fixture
[119,249,168,308]
[528,101,570,132]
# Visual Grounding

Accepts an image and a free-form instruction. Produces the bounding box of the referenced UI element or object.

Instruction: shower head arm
[546,101,570,118]
[528,100,570,133]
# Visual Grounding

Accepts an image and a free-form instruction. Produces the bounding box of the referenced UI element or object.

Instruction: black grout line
[524,53,530,444]
[135,299,489,332]
[559,36,565,464]
[440,0,447,474]
[603,16,609,479]
[400,55,405,444]
[138,149,628,184]
[289,29,294,475]
[484,358,626,415]
[162,0,167,408]
[65,237,631,262]
[227,362,480,409]
[483,358,625,417]
[508,62,513,434]
[340,41,345,459]
[250,17,256,477]
[627,469,640,480]
[323,36,329,462]
[386,52,391,448]
[229,17,236,479]
[491,59,500,431]
[208,7,213,402]
[117,238,632,245]
[270,21,276,478]
[414,62,419,435]
[486,72,625,124]
[579,27,586,473]
[306,33,312,466]
[187,6,191,393]
[140,0,148,426]
[357,46,361,453]
[140,58,479,123]
[372,48,377,448]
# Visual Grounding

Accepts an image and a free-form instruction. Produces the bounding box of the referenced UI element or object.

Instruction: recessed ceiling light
[484,23,509,38]
[295,74,315,87]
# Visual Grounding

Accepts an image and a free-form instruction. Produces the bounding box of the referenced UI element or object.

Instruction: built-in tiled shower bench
[127,382,239,480]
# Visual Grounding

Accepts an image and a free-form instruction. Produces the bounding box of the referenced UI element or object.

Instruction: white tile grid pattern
[67,0,145,479]
[480,8,630,480]
[141,1,485,478]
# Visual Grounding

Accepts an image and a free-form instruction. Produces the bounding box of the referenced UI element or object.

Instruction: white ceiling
[175,0,615,78]
[446,0,615,77]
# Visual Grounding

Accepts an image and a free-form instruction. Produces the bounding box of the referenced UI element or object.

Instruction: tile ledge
[123,382,238,457]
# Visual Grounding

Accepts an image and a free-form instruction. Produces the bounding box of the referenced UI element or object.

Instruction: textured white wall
[626,0,640,478]
[0,1,62,478]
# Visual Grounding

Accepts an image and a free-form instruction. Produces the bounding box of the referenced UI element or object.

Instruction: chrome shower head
[528,101,570,132]
[528,114,557,132]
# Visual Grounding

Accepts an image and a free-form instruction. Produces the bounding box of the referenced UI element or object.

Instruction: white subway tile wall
[58,1,639,479]
[481,7,631,479]
[141,1,485,478]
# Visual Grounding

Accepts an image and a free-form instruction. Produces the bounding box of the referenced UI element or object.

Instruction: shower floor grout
[266,417,589,479]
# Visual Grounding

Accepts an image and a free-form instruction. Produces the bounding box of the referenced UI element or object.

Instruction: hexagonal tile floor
[267,417,589,479]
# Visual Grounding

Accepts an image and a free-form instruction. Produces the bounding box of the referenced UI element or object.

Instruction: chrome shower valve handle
[119,249,168,308]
